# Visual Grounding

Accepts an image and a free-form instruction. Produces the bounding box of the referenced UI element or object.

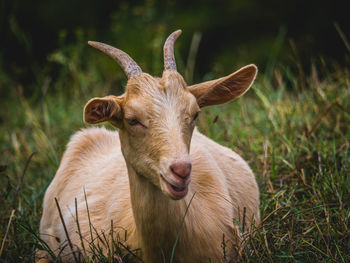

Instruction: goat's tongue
[167,182,188,197]
[172,185,186,192]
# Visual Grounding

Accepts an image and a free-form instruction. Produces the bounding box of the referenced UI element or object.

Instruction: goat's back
[38,127,136,260]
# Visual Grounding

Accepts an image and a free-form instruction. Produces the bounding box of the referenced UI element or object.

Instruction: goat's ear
[188,64,257,108]
[84,95,123,127]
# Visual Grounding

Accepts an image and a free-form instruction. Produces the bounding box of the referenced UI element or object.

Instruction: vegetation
[0,36,349,261]
[1,2,350,259]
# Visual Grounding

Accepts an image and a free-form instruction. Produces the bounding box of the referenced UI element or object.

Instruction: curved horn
[88,41,142,79]
[163,29,182,71]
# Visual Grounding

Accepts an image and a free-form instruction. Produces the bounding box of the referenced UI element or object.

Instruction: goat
[37,30,260,263]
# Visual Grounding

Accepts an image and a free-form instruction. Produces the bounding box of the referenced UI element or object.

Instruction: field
[0,47,349,261]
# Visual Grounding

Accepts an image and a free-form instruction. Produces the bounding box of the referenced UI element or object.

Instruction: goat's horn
[163,30,182,71]
[88,41,142,79]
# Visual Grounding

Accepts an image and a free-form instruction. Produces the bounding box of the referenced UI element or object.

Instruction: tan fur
[38,61,260,262]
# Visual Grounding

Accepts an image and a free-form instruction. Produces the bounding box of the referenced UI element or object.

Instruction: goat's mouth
[160,175,189,199]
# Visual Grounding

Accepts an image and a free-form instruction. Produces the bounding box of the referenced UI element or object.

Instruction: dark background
[1,0,349,94]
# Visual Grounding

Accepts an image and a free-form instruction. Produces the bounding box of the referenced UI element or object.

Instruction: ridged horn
[88,41,142,79]
[163,30,182,71]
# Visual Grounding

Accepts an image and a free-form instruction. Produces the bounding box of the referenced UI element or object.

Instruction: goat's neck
[126,163,188,261]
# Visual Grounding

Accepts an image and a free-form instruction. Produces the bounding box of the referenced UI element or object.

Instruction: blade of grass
[0,209,15,257]
[170,192,196,263]
[55,197,79,263]
[75,197,87,260]
[84,187,94,244]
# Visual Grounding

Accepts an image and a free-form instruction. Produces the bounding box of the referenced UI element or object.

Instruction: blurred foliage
[1,0,350,98]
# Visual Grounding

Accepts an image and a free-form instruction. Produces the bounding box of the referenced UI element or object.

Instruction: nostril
[170,161,192,179]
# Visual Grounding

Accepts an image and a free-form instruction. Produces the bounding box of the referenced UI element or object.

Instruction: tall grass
[0,40,349,261]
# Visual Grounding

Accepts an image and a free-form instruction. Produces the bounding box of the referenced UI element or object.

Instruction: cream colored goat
[37,30,260,262]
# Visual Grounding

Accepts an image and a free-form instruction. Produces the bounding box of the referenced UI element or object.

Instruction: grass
[0,45,349,262]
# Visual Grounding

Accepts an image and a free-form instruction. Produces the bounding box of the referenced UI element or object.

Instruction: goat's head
[84,30,257,200]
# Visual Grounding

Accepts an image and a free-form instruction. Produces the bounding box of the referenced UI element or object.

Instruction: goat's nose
[170,161,192,179]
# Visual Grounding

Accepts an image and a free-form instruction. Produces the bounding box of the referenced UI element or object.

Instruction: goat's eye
[191,112,200,124]
[126,118,141,126]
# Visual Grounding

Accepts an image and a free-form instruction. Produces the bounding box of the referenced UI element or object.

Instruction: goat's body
[38,127,260,262]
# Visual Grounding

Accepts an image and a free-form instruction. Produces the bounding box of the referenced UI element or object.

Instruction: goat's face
[83,30,257,200]
[119,72,199,199]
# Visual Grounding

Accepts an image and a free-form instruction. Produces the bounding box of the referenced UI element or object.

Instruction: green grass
[0,55,349,262]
